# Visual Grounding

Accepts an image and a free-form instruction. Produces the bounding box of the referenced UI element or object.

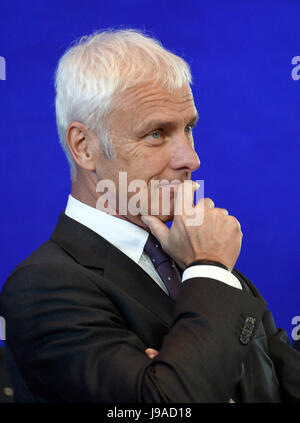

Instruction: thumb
[141,215,169,248]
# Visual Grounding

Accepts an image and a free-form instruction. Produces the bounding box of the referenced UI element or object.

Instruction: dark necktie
[144,233,241,402]
[144,233,181,301]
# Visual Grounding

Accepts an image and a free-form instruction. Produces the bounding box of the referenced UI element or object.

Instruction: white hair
[54,28,192,180]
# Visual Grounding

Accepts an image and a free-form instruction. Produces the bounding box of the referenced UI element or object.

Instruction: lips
[157,181,182,188]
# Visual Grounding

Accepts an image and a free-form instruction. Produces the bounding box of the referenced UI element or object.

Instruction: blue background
[0,0,299,342]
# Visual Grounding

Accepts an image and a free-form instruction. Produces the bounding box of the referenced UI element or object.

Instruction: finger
[145,348,159,359]
[206,198,215,208]
[191,180,201,195]
[197,197,214,209]
[141,215,169,247]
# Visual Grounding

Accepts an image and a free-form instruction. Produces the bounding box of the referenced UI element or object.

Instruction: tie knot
[144,233,170,268]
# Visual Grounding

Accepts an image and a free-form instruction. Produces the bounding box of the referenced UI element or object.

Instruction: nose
[169,136,200,172]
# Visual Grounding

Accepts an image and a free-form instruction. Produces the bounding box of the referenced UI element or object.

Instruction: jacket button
[239,316,256,345]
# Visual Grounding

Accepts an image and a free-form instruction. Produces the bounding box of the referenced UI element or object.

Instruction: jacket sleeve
[261,309,300,402]
[234,269,300,403]
[0,262,266,403]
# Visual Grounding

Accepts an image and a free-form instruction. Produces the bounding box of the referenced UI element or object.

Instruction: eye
[184,125,194,134]
[150,131,161,139]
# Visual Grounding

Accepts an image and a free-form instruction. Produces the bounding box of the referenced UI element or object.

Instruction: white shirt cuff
[182,265,242,290]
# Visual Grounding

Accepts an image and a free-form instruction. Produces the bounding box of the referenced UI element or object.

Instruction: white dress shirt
[65,195,242,294]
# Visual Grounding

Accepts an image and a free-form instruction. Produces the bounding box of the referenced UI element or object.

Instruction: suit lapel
[104,242,174,327]
[51,212,174,328]
[50,212,108,268]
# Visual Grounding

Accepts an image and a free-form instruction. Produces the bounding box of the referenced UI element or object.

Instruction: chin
[156,213,174,223]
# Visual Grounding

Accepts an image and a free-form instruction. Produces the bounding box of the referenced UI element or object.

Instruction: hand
[145,348,159,359]
[145,348,235,403]
[141,182,242,271]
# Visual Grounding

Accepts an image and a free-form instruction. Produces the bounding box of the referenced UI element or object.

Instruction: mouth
[158,183,181,189]
[156,180,184,188]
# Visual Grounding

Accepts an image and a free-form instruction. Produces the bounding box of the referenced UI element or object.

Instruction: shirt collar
[65,195,149,264]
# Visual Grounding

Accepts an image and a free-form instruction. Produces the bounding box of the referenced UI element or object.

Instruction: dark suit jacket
[1,212,300,402]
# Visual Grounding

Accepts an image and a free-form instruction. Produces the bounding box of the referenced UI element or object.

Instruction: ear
[65,121,97,172]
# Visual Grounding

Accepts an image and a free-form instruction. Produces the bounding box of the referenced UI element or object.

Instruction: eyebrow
[138,112,199,134]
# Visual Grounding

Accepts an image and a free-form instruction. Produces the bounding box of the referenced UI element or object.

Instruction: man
[1,29,300,403]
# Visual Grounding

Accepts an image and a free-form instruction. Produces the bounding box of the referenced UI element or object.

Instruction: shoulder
[0,240,103,316]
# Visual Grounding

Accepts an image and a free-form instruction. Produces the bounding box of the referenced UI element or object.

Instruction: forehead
[111,82,196,129]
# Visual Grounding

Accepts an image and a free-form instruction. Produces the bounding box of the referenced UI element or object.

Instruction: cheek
[114,138,172,185]
[119,143,159,170]
[148,149,171,173]
[115,137,144,162]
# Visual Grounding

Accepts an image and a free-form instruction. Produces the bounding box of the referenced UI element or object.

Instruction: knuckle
[228,215,241,229]
[212,207,226,216]
[204,197,214,208]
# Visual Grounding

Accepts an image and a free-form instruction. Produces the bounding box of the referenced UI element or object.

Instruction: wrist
[186,259,228,271]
